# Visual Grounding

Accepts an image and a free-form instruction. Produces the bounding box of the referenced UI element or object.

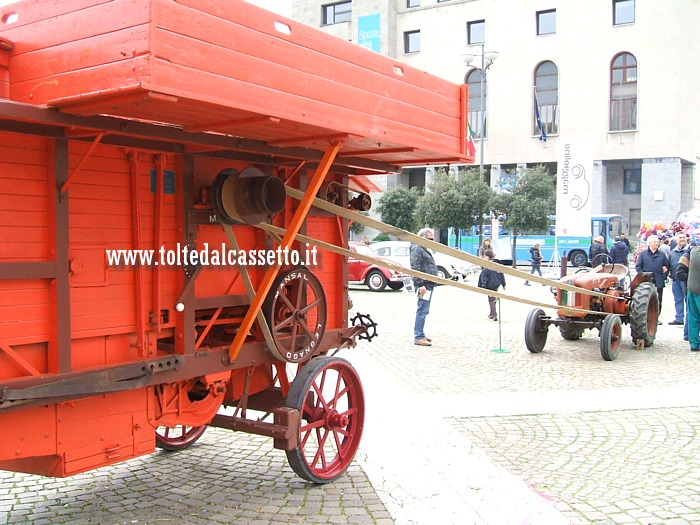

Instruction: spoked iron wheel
[155,425,207,451]
[284,356,365,484]
[263,267,327,364]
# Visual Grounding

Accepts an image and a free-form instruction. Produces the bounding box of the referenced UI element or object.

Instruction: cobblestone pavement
[0,430,393,525]
[348,272,700,525]
[2,269,700,525]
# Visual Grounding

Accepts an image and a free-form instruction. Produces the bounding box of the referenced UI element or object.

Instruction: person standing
[668,232,690,325]
[478,249,506,320]
[478,238,492,258]
[635,235,670,321]
[410,227,438,347]
[610,236,630,266]
[524,242,543,286]
[620,232,631,251]
[681,244,700,351]
[589,235,609,265]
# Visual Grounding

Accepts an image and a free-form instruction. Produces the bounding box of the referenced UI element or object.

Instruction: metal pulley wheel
[262,267,327,364]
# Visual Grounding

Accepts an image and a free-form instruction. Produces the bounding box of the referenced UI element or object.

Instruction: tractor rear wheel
[558,321,583,340]
[600,314,622,361]
[629,282,659,347]
[285,356,365,484]
[525,308,548,353]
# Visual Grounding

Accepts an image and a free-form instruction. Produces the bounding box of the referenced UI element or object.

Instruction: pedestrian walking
[635,235,669,321]
[668,232,689,326]
[410,227,438,347]
[524,242,543,286]
[478,249,506,321]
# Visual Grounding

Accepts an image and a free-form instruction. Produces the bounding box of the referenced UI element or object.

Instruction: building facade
[291,0,700,235]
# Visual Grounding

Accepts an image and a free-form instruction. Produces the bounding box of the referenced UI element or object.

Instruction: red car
[348,242,407,292]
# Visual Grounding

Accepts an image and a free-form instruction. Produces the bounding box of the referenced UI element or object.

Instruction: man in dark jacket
[609,236,630,266]
[635,235,670,319]
[668,232,690,326]
[410,227,438,347]
[478,249,506,320]
[589,235,609,266]
[680,245,700,351]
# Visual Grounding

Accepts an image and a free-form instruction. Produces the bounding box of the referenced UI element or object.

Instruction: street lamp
[462,43,499,183]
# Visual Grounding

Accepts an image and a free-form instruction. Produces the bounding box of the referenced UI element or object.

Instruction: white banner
[556,141,592,237]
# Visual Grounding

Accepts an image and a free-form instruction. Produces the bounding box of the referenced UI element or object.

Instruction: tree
[375,185,420,232]
[416,168,493,247]
[490,166,556,267]
[459,168,493,248]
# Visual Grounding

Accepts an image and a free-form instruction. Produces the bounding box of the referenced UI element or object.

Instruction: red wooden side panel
[0,0,469,165]
[1,0,152,102]
[0,132,51,377]
[0,388,154,477]
[68,144,178,360]
[305,218,344,331]
[0,133,49,260]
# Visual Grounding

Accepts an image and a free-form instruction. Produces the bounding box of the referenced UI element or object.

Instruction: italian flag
[467,123,476,158]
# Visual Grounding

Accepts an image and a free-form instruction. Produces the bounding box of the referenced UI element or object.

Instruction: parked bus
[447,214,624,266]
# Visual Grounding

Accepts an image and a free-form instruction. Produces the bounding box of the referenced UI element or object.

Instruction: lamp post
[462,43,499,183]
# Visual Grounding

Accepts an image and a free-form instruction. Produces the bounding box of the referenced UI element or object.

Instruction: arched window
[610,52,637,131]
[466,69,486,139]
[534,61,559,136]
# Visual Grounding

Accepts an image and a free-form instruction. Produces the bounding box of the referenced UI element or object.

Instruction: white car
[370,240,472,280]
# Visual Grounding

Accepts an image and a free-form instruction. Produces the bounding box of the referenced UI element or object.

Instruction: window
[537,9,556,35]
[623,168,641,194]
[613,0,635,25]
[467,20,485,45]
[404,30,420,54]
[322,1,351,25]
[610,52,637,131]
[407,0,420,7]
[534,61,559,136]
[466,69,487,139]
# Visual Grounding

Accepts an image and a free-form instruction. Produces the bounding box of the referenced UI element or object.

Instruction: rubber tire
[285,356,365,484]
[388,282,403,290]
[629,282,659,347]
[525,308,548,353]
[600,314,622,361]
[436,266,450,280]
[559,323,583,341]
[569,250,587,267]
[365,270,388,292]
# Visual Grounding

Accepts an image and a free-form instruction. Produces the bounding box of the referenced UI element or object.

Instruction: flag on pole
[534,88,547,142]
[467,122,476,157]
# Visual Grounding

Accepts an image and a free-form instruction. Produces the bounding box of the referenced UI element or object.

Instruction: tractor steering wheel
[591,253,614,273]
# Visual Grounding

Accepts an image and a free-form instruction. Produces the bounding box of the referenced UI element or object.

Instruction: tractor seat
[591,263,628,277]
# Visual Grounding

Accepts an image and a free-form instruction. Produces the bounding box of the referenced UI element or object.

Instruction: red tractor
[524,255,659,361]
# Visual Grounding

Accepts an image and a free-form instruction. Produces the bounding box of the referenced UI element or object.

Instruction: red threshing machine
[0,0,472,482]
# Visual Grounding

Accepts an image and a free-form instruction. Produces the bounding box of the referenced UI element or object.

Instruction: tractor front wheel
[285,356,365,484]
[629,282,659,347]
[525,308,549,353]
[600,314,622,361]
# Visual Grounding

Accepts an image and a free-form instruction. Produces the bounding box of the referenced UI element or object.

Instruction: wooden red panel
[0,0,471,166]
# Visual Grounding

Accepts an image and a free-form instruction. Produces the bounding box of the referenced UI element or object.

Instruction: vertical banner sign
[556,141,592,237]
[357,13,381,52]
